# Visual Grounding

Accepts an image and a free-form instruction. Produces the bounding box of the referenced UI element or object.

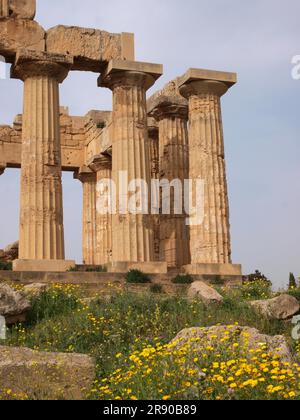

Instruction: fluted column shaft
[180,80,232,264]
[11,51,72,264]
[151,103,190,268]
[147,123,160,261]
[103,71,155,262]
[89,155,113,265]
[18,76,65,260]
[77,170,97,265]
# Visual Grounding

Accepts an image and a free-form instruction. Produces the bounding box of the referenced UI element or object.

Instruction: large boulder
[250,294,300,320]
[23,283,48,297]
[0,346,95,400]
[187,281,223,306]
[0,283,30,325]
[172,325,293,362]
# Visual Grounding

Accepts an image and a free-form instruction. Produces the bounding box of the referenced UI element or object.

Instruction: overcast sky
[0,0,299,288]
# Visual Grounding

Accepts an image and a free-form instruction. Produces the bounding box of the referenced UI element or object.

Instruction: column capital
[98,59,163,91]
[88,154,112,172]
[148,96,188,121]
[178,68,237,98]
[74,166,96,183]
[11,49,74,83]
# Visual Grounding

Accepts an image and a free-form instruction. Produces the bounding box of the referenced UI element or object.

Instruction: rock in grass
[23,283,48,297]
[187,281,223,306]
[0,346,95,400]
[250,294,300,320]
[0,283,31,325]
[171,325,292,362]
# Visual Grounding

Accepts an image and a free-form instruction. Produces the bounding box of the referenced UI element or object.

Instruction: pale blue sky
[0,0,299,288]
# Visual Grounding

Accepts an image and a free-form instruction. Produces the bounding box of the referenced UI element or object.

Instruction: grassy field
[1,279,300,400]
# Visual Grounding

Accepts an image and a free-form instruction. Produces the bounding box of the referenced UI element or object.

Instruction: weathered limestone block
[46,25,135,72]
[172,326,293,363]
[147,77,187,109]
[23,282,48,297]
[1,112,84,171]
[0,125,14,142]
[84,110,112,159]
[7,0,36,19]
[0,283,31,325]
[250,294,300,320]
[187,281,224,306]
[0,18,45,62]
[0,346,95,400]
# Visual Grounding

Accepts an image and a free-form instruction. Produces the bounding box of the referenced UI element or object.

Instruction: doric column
[147,118,160,261]
[89,154,113,265]
[99,60,167,273]
[149,97,190,268]
[179,69,241,275]
[11,49,75,272]
[75,166,97,265]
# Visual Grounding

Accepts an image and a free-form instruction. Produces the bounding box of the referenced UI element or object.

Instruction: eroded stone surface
[172,326,293,363]
[46,26,134,72]
[23,283,48,297]
[0,18,45,62]
[8,0,36,19]
[250,294,300,320]
[0,346,95,400]
[0,283,30,325]
[187,281,224,305]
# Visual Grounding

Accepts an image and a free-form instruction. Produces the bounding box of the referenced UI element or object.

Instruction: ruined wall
[0,108,114,171]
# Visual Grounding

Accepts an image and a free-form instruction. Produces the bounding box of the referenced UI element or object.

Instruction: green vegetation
[289,273,298,290]
[85,266,107,273]
[247,270,272,287]
[125,269,151,284]
[0,261,12,271]
[150,284,163,294]
[171,274,193,285]
[210,275,226,286]
[1,280,300,400]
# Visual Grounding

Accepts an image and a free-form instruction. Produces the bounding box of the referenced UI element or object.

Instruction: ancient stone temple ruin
[0,0,242,276]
